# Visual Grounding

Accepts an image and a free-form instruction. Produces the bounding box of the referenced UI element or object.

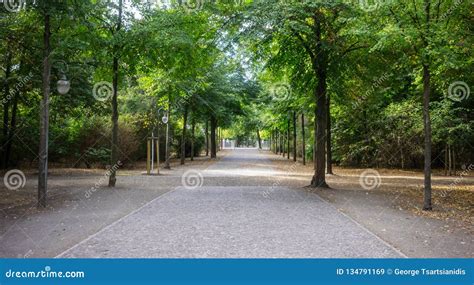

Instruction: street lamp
[57,74,70,95]
[147,107,170,175]
[159,108,170,170]
[162,112,169,124]
[38,62,71,207]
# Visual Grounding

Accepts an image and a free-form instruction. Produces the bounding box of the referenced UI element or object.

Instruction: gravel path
[59,149,403,258]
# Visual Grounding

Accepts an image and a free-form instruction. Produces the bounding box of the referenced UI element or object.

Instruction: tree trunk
[205,120,209,156]
[220,129,223,150]
[275,131,280,154]
[280,132,283,155]
[210,115,217,158]
[293,111,297,162]
[108,0,123,187]
[274,131,277,153]
[302,114,306,166]
[444,143,448,176]
[287,119,290,160]
[180,105,188,165]
[310,16,329,188]
[399,136,405,169]
[326,95,333,174]
[257,128,262,149]
[5,84,18,168]
[311,81,328,188]
[452,147,456,176]
[2,51,11,169]
[448,144,452,176]
[313,116,317,170]
[190,119,195,161]
[270,131,274,152]
[282,131,285,157]
[38,13,51,207]
[217,128,220,152]
[422,64,432,210]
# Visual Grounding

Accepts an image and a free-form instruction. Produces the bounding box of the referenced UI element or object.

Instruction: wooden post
[147,139,151,175]
[156,139,160,175]
[151,133,154,172]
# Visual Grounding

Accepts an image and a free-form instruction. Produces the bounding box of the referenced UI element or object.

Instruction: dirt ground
[0,156,216,258]
[269,154,474,257]
[0,150,472,258]
[269,157,474,231]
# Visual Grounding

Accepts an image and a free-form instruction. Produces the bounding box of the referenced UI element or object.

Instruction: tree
[38,3,51,207]
[235,0,364,187]
[379,0,472,210]
[108,0,123,187]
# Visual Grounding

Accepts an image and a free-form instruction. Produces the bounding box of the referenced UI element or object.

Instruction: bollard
[147,139,151,175]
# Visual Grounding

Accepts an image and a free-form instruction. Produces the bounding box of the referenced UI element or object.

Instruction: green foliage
[0,0,472,171]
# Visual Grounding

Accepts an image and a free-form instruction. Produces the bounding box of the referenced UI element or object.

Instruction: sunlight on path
[59,149,403,258]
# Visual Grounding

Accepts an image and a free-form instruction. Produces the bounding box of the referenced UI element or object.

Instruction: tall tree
[236,1,364,187]
[108,0,123,187]
[293,111,297,162]
[180,104,188,165]
[326,95,333,174]
[38,8,51,207]
[301,113,306,165]
[381,0,471,210]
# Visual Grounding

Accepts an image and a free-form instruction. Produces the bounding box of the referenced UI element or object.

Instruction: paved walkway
[59,149,403,258]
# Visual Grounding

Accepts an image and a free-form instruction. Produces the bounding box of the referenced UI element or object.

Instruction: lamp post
[156,108,169,174]
[57,74,70,95]
[38,58,70,208]
[148,107,169,175]
[160,108,169,171]
[163,107,171,170]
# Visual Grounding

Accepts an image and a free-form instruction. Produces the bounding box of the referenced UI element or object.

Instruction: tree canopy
[0,0,472,209]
